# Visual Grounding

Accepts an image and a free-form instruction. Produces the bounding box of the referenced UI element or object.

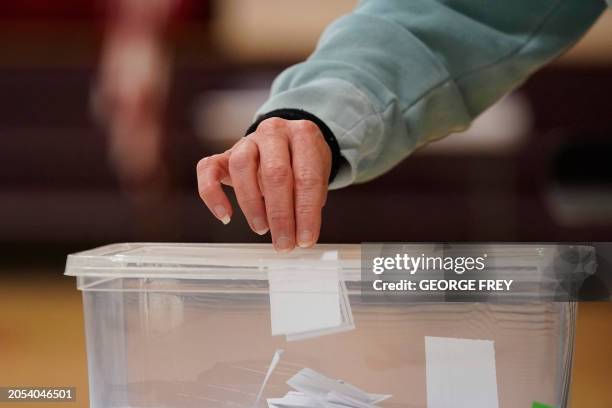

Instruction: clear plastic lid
[64,243,362,280]
[64,243,595,282]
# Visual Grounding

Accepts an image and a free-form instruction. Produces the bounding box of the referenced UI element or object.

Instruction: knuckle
[295,204,318,218]
[267,170,292,187]
[262,161,292,185]
[257,117,285,132]
[241,196,263,209]
[197,183,217,200]
[197,155,225,173]
[228,151,253,173]
[196,158,210,173]
[294,119,318,133]
[294,169,324,189]
[267,209,292,225]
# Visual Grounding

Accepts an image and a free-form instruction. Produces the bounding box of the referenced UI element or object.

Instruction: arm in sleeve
[252,0,606,189]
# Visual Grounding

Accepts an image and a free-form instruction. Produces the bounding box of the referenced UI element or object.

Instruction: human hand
[197,118,331,252]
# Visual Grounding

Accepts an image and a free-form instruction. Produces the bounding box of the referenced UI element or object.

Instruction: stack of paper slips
[267,368,391,408]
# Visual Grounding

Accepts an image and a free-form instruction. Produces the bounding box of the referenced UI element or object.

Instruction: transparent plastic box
[65,243,585,408]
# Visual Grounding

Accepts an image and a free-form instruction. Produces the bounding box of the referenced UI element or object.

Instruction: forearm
[254,0,605,188]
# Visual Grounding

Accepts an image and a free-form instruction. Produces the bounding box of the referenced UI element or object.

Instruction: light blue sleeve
[255,0,606,189]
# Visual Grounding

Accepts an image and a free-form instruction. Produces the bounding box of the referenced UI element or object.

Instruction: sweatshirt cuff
[250,77,383,190]
[245,108,341,184]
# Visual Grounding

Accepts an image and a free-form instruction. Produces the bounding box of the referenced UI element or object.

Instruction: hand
[197,118,332,252]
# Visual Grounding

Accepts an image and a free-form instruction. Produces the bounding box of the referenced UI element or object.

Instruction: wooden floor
[0,271,610,407]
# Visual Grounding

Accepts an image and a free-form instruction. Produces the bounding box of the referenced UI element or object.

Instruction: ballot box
[65,243,592,408]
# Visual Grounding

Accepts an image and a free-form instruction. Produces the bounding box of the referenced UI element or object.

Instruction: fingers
[197,118,330,252]
[255,120,296,252]
[289,121,331,248]
[228,139,269,235]
[196,152,233,224]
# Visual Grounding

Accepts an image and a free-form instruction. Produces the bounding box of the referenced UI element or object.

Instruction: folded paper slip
[268,251,354,341]
[268,368,391,408]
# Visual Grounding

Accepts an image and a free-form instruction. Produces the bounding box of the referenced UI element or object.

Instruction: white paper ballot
[288,368,372,402]
[268,268,341,335]
[268,368,391,408]
[268,251,354,341]
[267,391,318,408]
[425,336,499,408]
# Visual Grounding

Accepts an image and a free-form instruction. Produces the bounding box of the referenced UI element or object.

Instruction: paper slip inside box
[267,368,391,408]
[425,336,499,408]
[268,251,354,341]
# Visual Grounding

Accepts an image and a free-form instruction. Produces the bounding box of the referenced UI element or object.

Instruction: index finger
[196,152,233,224]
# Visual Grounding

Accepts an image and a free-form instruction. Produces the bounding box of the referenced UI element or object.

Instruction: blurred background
[0,1,611,407]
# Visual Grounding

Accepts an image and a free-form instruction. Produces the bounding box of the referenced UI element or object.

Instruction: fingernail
[252,217,269,235]
[297,230,314,248]
[275,235,293,252]
[214,205,230,225]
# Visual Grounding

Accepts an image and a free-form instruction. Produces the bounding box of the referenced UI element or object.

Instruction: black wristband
[245,108,341,184]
